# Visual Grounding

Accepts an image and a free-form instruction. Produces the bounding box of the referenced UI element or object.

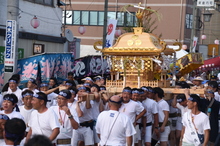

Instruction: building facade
[63,0,193,57]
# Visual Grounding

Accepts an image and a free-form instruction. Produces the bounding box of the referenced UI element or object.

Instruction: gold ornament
[135,40,142,46]
[127,40,134,46]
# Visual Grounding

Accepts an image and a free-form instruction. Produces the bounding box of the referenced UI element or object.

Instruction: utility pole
[102,0,108,49]
[4,0,19,84]
[190,0,197,52]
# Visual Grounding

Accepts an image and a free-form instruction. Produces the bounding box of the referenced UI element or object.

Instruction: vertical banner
[105,19,118,48]
[68,38,77,57]
[4,20,17,72]
[192,36,198,52]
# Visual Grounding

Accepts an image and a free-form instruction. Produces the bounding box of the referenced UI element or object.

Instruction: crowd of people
[0,71,220,146]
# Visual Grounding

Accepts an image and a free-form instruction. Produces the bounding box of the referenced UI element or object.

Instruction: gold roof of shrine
[95,27,168,56]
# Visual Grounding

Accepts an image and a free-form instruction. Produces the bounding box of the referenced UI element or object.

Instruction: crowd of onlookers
[0,71,220,146]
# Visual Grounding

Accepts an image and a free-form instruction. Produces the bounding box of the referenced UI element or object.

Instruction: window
[185,14,193,29]
[63,10,136,27]
[189,15,193,28]
[108,12,116,19]
[98,12,104,25]
[90,11,98,25]
[24,0,53,6]
[73,11,80,25]
[117,12,125,26]
[66,11,72,24]
[81,11,89,25]
[33,44,45,55]
[126,13,136,26]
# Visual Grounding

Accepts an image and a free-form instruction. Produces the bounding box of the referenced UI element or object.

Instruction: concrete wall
[18,0,63,37]
[18,39,64,57]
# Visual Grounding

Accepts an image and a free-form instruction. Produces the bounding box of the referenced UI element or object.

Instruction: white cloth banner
[5,20,17,73]
[105,19,118,48]
[197,0,214,7]
[192,37,198,53]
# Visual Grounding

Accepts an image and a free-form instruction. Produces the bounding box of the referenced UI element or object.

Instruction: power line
[68,0,95,24]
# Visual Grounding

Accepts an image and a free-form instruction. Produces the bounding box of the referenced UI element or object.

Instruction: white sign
[5,20,17,72]
[105,19,118,48]
[192,36,198,52]
[197,0,214,7]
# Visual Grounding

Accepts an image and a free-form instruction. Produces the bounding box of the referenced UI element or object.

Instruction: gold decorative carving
[132,35,139,40]
[135,40,142,46]
[127,40,134,46]
[173,42,182,51]
[150,36,161,49]
[93,41,103,52]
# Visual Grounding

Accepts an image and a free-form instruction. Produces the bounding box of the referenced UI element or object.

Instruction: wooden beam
[107,87,204,95]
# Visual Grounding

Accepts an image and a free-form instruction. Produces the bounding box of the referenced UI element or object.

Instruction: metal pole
[172,52,176,87]
[4,0,19,84]
[102,0,108,49]
[190,0,197,52]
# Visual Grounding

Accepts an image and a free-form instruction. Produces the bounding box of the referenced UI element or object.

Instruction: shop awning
[199,56,220,69]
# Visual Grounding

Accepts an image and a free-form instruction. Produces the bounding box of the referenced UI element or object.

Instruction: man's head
[131,88,140,101]
[176,81,190,89]
[4,118,26,145]
[139,89,145,101]
[153,87,164,100]
[210,75,217,81]
[68,87,78,102]
[141,86,149,99]
[0,114,9,138]
[83,83,92,88]
[93,76,105,86]
[208,81,218,92]
[100,77,105,86]
[65,80,75,88]
[67,72,74,81]
[27,78,37,89]
[49,77,57,88]
[81,77,94,85]
[57,90,71,107]
[147,87,155,99]
[77,86,87,95]
[11,74,20,83]
[205,89,215,99]
[39,83,49,92]
[176,94,187,106]
[108,95,122,109]
[186,80,194,87]
[22,90,34,109]
[94,76,101,85]
[24,135,53,146]
[8,78,19,92]
[2,94,18,113]
[122,87,132,103]
[99,86,106,91]
[193,77,203,86]
[91,84,100,93]
[31,92,48,110]
[187,94,201,110]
